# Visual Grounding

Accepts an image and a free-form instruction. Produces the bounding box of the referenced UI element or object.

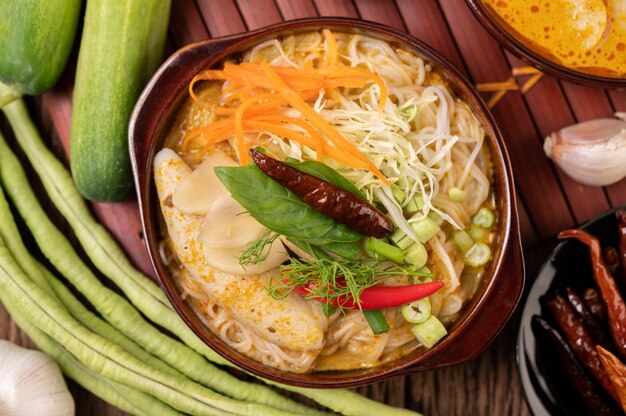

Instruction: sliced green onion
[391,185,406,204]
[410,216,440,243]
[464,242,492,267]
[404,194,424,213]
[472,207,495,228]
[447,187,466,202]
[452,230,473,252]
[363,237,404,263]
[468,224,488,241]
[411,315,447,348]
[399,103,419,122]
[401,298,431,324]
[413,275,433,284]
[390,229,412,250]
[363,310,390,335]
[412,267,433,284]
[427,211,444,226]
[405,242,428,268]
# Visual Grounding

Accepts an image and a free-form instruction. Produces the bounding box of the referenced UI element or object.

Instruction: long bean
[0,182,183,379]
[0,99,326,416]
[0,233,304,416]
[3,98,420,416]
[2,296,180,416]
[0,184,57,299]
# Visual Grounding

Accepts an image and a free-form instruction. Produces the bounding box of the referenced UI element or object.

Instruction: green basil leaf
[215,164,361,244]
[288,238,360,261]
[320,241,361,260]
[287,238,331,260]
[285,160,366,200]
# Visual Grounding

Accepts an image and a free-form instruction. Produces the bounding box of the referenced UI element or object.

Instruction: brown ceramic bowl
[466,0,626,88]
[129,17,524,388]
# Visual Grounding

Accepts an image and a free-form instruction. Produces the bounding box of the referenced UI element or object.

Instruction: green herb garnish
[268,257,422,312]
[239,231,280,266]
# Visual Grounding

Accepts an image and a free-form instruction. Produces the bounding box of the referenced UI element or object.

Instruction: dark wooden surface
[2,0,626,415]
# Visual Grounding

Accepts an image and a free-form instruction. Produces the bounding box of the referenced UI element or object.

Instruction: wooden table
[1,0,625,415]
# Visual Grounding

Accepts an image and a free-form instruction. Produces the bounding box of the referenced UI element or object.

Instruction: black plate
[516,206,625,416]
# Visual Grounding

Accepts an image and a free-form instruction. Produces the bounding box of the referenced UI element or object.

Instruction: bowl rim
[465,0,626,88]
[129,16,524,388]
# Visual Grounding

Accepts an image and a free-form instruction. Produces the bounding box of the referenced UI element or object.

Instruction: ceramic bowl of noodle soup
[130,18,524,387]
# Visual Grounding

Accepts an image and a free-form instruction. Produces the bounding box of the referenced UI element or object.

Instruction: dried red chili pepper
[559,229,626,361]
[532,316,620,416]
[604,246,621,276]
[250,149,393,238]
[585,287,608,326]
[597,345,626,413]
[544,294,619,404]
[565,287,612,348]
[292,279,444,310]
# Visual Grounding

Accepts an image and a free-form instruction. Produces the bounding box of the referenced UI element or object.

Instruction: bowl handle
[395,216,525,375]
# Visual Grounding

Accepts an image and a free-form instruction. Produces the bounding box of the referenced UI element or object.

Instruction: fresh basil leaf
[320,241,361,260]
[285,160,366,200]
[287,238,331,260]
[288,238,360,261]
[215,164,361,244]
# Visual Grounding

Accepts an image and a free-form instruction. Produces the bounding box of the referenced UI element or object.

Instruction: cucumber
[70,0,171,201]
[0,0,81,100]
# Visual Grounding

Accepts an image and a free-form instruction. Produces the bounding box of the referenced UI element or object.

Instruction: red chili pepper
[291,279,444,310]
[559,229,626,361]
[532,316,620,415]
[584,287,607,326]
[544,294,620,404]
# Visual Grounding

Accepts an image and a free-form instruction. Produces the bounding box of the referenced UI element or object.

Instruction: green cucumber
[70,0,171,201]
[0,0,81,100]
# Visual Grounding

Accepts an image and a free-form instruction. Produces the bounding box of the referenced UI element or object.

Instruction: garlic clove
[172,150,237,216]
[544,116,626,187]
[0,340,74,416]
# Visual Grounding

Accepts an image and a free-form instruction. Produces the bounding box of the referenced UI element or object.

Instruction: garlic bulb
[544,114,626,187]
[0,340,74,416]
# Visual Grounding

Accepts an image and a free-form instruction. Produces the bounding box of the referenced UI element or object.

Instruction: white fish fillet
[154,149,325,354]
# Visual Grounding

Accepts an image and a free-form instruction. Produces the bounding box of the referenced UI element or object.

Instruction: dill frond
[269,257,427,311]
[239,231,280,266]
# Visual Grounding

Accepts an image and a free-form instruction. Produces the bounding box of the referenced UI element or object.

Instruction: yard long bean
[1,98,328,416]
[0,230,306,416]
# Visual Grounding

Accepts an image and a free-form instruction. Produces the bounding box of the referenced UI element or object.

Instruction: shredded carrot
[512,66,541,76]
[487,89,508,109]
[185,59,393,184]
[235,93,278,165]
[476,79,519,92]
[185,116,375,173]
[319,67,388,113]
[520,72,544,94]
[245,121,320,152]
[189,70,226,106]
[182,119,235,151]
[260,61,390,184]
[323,77,367,89]
[324,29,338,67]
[253,115,326,160]
[323,147,370,170]
[224,62,325,91]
